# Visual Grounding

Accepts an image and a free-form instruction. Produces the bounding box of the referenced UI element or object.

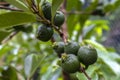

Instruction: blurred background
[0,0,120,80]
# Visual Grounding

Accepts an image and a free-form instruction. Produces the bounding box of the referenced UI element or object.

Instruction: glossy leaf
[5,0,29,11]
[84,40,107,52]
[24,54,46,78]
[83,24,95,38]
[66,0,82,11]
[97,49,120,76]
[67,15,80,37]
[0,12,36,29]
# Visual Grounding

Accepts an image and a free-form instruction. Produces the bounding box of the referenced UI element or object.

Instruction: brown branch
[60,0,68,43]
[50,37,55,43]
[60,0,71,80]
[1,31,19,44]
[66,11,91,15]
[0,2,9,6]
[62,70,70,80]
[0,6,23,11]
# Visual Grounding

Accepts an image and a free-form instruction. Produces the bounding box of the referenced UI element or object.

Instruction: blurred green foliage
[0,0,120,80]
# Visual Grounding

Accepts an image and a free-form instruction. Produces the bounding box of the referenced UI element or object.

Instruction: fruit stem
[62,70,71,80]
[50,37,56,43]
[80,66,91,80]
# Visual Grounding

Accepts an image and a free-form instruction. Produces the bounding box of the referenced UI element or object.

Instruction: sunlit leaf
[84,40,107,52]
[5,0,29,11]
[0,12,36,29]
[24,54,46,78]
[97,49,120,76]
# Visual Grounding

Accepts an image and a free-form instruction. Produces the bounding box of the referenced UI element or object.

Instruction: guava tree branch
[66,11,91,15]
[0,6,23,11]
[0,2,9,6]
[60,0,68,43]
[60,0,70,80]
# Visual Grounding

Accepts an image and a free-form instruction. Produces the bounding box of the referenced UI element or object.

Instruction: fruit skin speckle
[42,2,51,20]
[61,54,80,73]
[36,24,53,42]
[64,42,80,55]
[53,11,65,27]
[53,42,65,56]
[77,46,98,66]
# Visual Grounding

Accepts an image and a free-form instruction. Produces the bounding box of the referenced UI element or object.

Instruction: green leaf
[91,73,99,80]
[36,0,41,4]
[5,0,29,11]
[77,72,87,80]
[67,15,79,37]
[97,50,120,76]
[24,54,46,78]
[1,66,18,80]
[0,12,36,29]
[66,0,82,11]
[51,0,63,20]
[84,40,107,52]
[0,31,11,44]
[84,0,98,12]
[83,24,95,38]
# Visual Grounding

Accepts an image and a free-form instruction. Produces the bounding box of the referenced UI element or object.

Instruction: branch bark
[60,0,71,80]
[0,6,23,11]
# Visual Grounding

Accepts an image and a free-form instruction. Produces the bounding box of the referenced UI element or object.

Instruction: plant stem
[0,6,23,11]
[0,2,9,6]
[62,70,70,80]
[80,66,91,80]
[1,31,19,44]
[60,0,71,80]
[60,0,68,43]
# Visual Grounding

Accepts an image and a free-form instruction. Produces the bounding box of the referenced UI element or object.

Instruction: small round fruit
[42,2,51,20]
[53,11,65,27]
[77,46,98,66]
[53,42,65,55]
[64,42,80,55]
[61,54,80,73]
[36,24,53,42]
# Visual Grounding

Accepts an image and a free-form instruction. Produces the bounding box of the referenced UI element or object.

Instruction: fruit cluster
[53,41,98,73]
[36,2,65,42]
[33,0,98,75]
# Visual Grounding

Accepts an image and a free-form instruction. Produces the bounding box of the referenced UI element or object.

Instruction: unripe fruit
[61,54,80,73]
[42,2,51,20]
[53,42,65,55]
[53,11,65,27]
[36,24,53,42]
[64,42,80,55]
[77,46,98,66]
